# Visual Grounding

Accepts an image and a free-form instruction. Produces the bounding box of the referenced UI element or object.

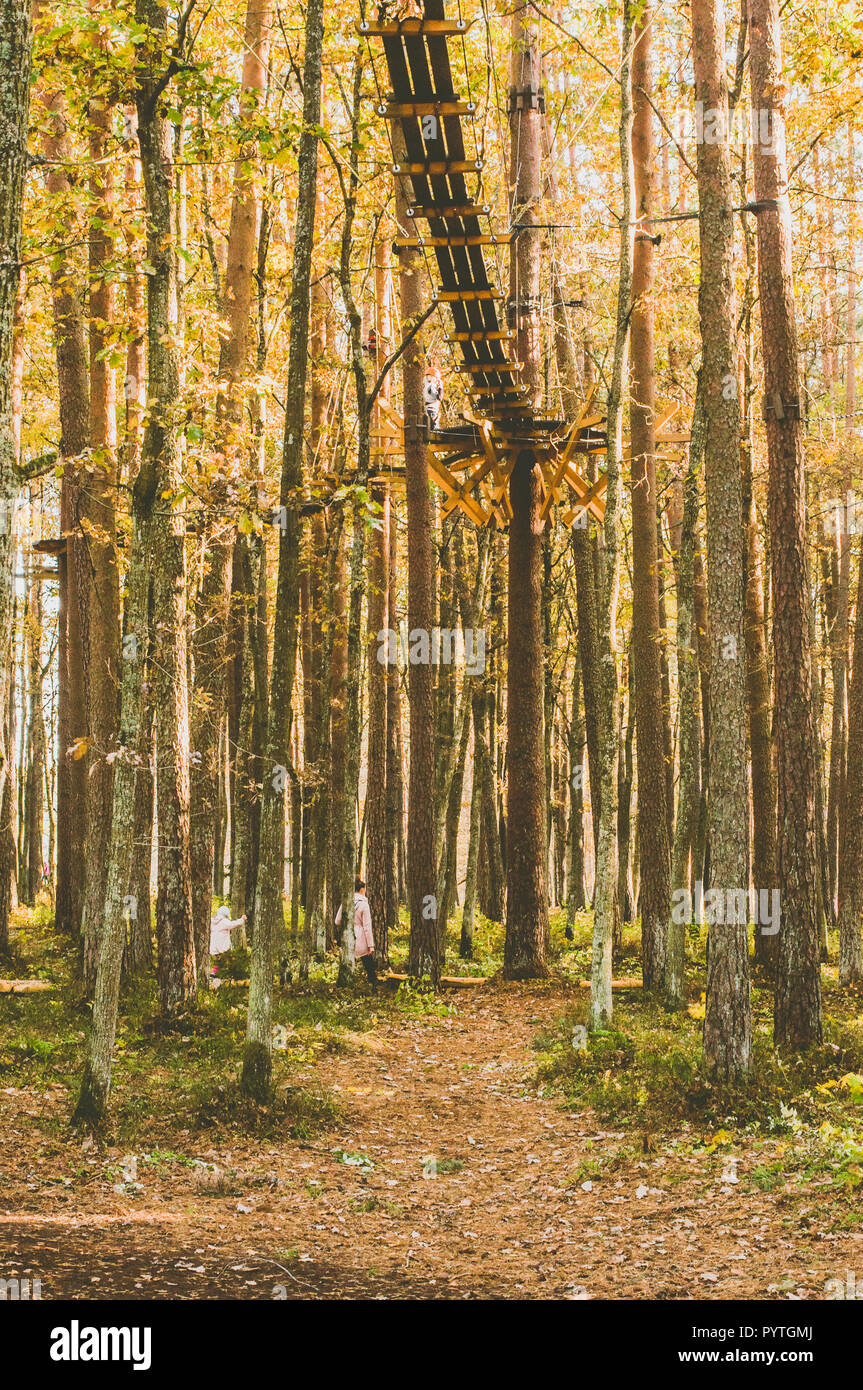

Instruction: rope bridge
[358,8,609,530]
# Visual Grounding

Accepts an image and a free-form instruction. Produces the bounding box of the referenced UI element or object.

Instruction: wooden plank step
[447,330,514,342]
[407,203,491,218]
[394,159,484,175]
[435,288,500,302]
[381,100,473,119]
[458,361,520,374]
[0,979,53,994]
[395,234,510,248]
[381,972,487,990]
[358,19,473,35]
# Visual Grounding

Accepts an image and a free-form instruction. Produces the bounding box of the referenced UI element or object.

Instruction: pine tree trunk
[81,71,121,994]
[191,0,270,984]
[503,3,548,980]
[750,0,822,1048]
[629,3,671,991]
[39,78,89,940]
[0,0,31,952]
[242,0,323,1097]
[566,655,586,922]
[590,0,634,1030]
[667,385,705,1007]
[693,0,752,1073]
[383,498,401,960]
[393,120,438,984]
[741,355,778,972]
[838,537,863,982]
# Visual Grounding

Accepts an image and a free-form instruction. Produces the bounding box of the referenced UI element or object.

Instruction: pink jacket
[335,893,375,958]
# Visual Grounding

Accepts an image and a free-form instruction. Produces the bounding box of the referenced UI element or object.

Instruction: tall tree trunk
[741,269,779,972]
[394,122,438,985]
[629,3,670,991]
[38,73,89,940]
[135,0,197,1019]
[242,0,323,1098]
[838,536,863,982]
[504,2,548,979]
[81,63,121,994]
[566,655,586,922]
[750,0,822,1048]
[383,497,401,961]
[590,2,633,1029]
[190,0,271,984]
[0,0,30,952]
[693,0,752,1076]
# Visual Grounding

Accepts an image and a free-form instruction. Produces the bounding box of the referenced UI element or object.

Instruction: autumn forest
[0,0,863,1314]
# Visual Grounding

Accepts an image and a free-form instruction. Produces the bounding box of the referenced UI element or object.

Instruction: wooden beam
[538,383,598,521]
[395,234,511,249]
[435,288,500,302]
[358,19,474,35]
[407,203,491,219]
[458,361,520,374]
[394,159,484,175]
[447,330,514,342]
[382,100,472,119]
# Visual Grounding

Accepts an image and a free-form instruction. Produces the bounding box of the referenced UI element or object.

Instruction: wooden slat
[382,100,472,118]
[395,234,510,248]
[394,159,483,175]
[435,288,500,302]
[407,203,490,218]
[458,361,520,374]
[358,19,473,35]
[447,329,514,342]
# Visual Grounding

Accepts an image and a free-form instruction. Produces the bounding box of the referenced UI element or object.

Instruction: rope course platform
[357,4,611,530]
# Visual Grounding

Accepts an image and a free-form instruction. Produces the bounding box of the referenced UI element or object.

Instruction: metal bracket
[404,420,430,444]
[507,83,545,114]
[762,391,801,422]
[506,294,542,326]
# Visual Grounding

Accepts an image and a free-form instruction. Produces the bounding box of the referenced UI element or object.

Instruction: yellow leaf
[69,737,92,761]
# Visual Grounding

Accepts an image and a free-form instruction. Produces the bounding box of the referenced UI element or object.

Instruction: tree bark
[393,121,438,984]
[630,3,671,991]
[504,2,548,980]
[693,0,752,1075]
[0,0,31,952]
[590,0,633,1031]
[750,0,822,1048]
[242,0,323,1097]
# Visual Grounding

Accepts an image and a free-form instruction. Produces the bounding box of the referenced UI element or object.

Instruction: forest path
[3,978,861,1298]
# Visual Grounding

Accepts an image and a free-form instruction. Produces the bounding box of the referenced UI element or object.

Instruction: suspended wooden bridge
[358,8,609,530]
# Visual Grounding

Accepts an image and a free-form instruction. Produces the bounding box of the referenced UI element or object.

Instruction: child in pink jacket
[335,876,377,989]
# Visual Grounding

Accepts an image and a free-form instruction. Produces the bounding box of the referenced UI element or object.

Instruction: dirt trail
[3,980,860,1299]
